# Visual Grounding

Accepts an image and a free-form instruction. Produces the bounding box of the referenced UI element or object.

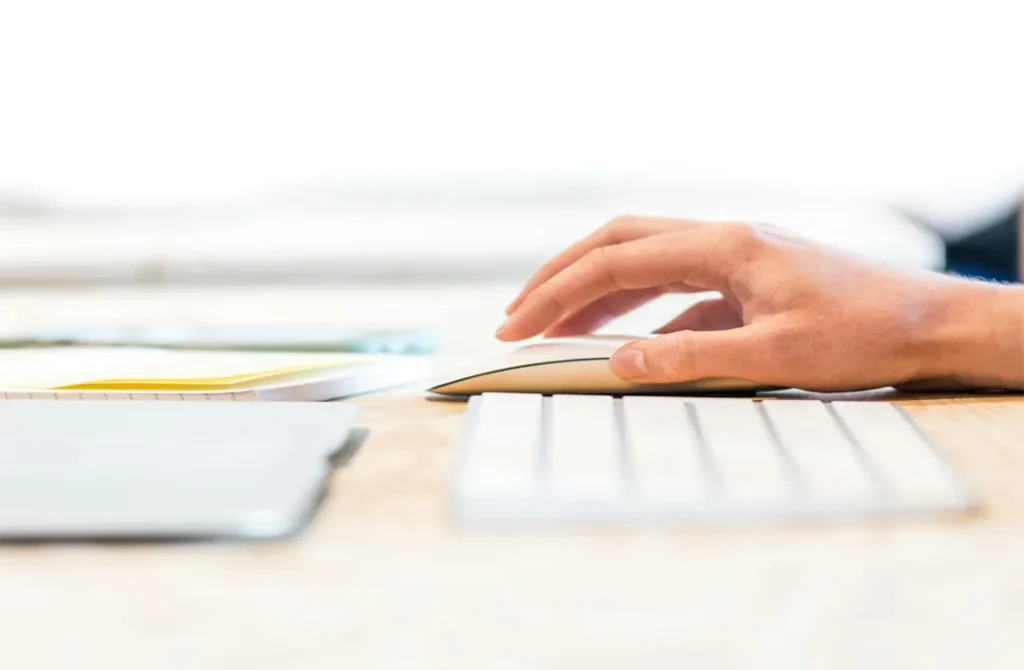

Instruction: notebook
[0,346,431,401]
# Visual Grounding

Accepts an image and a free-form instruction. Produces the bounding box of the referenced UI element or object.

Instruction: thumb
[609,328,769,384]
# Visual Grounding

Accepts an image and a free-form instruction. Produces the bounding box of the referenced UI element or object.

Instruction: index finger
[497,223,757,341]
[504,215,699,314]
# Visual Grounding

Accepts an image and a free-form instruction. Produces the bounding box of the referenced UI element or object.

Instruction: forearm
[931,282,1024,390]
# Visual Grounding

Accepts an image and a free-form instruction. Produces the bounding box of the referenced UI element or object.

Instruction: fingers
[609,326,772,383]
[654,297,743,334]
[497,224,758,341]
[543,288,664,337]
[504,216,699,315]
[544,287,737,338]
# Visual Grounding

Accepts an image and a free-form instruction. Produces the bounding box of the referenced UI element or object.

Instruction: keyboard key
[458,393,542,498]
[760,400,877,507]
[620,396,708,501]
[546,394,622,500]
[829,402,966,507]
[686,398,793,504]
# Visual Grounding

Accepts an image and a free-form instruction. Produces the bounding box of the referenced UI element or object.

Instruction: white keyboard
[449,394,978,525]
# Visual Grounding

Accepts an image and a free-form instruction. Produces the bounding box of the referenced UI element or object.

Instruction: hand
[497,216,1024,392]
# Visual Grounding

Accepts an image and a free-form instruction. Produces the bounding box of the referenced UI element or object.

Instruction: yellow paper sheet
[0,347,376,391]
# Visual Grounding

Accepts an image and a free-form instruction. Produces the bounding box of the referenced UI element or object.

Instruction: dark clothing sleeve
[944,203,1021,282]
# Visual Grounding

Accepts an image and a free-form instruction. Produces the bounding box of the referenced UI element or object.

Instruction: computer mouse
[426,334,776,396]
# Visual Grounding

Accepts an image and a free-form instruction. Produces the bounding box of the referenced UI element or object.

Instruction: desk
[0,283,1022,670]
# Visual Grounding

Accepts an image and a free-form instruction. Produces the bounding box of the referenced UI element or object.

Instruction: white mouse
[426,334,776,396]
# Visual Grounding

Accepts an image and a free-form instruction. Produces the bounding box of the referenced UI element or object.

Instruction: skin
[496,216,1024,392]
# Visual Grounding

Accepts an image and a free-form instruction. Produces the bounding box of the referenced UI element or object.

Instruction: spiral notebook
[0,347,431,401]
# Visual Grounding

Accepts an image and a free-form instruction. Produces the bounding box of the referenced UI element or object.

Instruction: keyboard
[449,393,978,525]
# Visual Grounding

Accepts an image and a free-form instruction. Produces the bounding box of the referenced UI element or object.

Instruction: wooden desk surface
[0,283,1021,670]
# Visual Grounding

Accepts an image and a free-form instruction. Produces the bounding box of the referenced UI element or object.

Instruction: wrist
[921,280,1024,389]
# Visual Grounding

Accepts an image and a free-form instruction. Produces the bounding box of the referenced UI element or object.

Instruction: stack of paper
[0,347,431,400]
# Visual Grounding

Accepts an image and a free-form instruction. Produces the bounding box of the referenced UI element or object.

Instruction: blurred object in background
[0,181,945,284]
[935,199,1021,282]
[0,0,1020,284]
[0,322,440,354]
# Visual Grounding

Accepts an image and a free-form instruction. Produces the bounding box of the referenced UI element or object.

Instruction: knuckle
[720,221,761,251]
[540,287,569,314]
[657,332,700,379]
[580,246,622,290]
[602,214,640,240]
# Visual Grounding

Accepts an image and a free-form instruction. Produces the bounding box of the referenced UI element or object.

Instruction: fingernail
[494,320,510,339]
[612,348,647,378]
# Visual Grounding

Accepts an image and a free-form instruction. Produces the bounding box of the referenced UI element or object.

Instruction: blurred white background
[0,0,1021,281]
